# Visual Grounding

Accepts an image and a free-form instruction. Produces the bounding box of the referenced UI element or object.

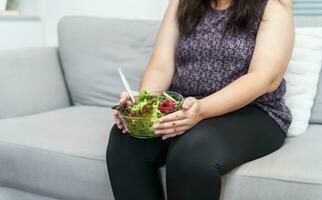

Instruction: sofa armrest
[0,47,71,119]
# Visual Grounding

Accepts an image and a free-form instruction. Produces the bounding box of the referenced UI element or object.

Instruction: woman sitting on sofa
[107,0,294,199]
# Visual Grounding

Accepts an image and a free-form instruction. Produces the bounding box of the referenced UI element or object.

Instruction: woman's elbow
[266,75,284,93]
[253,71,282,93]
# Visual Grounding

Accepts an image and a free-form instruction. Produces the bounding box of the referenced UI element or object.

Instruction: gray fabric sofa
[0,16,322,200]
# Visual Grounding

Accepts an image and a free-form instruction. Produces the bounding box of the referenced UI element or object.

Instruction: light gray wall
[0,1,168,50]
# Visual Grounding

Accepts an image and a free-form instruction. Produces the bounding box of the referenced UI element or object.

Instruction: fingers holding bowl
[114,90,139,132]
[153,118,190,130]
[161,129,186,140]
[155,123,187,134]
[113,110,124,129]
[119,91,139,105]
[119,91,129,103]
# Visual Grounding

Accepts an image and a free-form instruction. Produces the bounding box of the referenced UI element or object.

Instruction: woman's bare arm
[139,0,179,92]
[198,0,294,119]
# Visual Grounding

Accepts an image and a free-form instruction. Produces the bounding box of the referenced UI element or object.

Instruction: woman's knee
[166,137,223,179]
[166,141,222,200]
[167,154,221,180]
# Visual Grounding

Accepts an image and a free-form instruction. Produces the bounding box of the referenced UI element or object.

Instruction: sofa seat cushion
[229,124,322,185]
[219,124,322,199]
[159,124,322,200]
[0,187,59,200]
[0,106,322,200]
[0,106,115,200]
[0,106,112,160]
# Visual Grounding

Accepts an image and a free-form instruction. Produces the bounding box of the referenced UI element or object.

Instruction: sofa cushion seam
[0,139,105,161]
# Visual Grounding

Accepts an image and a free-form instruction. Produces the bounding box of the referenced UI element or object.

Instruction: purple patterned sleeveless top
[169,0,292,134]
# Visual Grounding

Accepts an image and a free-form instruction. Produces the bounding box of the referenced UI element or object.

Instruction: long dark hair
[176,0,262,36]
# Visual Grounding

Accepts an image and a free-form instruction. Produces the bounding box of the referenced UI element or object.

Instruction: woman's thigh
[166,103,286,175]
[106,125,171,200]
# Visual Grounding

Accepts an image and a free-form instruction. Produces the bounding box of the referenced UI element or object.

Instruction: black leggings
[106,103,286,200]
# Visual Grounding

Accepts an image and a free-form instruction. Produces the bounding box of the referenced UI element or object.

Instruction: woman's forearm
[198,72,275,120]
[139,67,174,92]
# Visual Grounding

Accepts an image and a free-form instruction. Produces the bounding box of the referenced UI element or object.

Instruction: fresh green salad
[112,91,184,138]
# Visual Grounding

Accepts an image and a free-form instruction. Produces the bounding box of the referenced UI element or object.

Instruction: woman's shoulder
[262,0,293,20]
[267,0,293,8]
[256,0,293,33]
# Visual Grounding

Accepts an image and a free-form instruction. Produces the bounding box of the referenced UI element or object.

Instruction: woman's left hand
[153,97,203,140]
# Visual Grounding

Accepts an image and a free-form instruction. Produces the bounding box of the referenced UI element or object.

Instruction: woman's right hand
[114,91,139,133]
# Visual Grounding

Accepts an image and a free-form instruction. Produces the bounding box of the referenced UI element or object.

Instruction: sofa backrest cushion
[0,47,71,119]
[58,16,159,107]
[310,61,322,124]
[58,16,322,124]
[295,16,322,124]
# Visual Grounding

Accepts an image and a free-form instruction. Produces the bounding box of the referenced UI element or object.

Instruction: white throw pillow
[284,27,322,137]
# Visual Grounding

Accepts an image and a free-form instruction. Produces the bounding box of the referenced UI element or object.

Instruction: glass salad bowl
[112,91,184,138]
